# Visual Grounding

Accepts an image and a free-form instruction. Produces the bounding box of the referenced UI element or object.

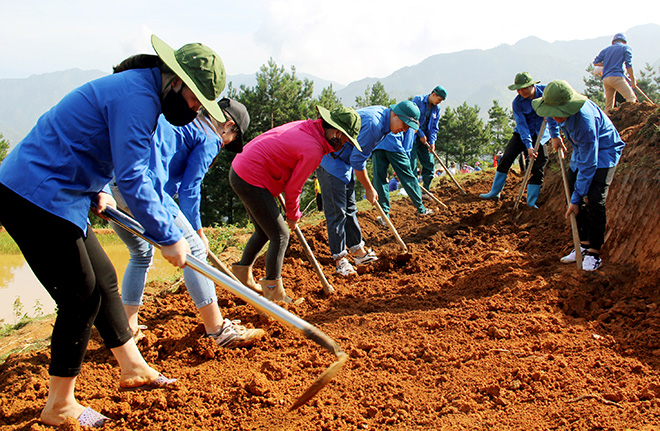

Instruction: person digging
[480,72,561,207]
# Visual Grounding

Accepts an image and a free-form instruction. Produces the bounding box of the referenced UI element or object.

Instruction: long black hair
[112,54,172,75]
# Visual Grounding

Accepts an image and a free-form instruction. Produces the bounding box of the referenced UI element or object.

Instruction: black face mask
[161,87,198,126]
[328,136,344,152]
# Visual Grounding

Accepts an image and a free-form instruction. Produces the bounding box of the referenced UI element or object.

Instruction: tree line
[2,59,657,229]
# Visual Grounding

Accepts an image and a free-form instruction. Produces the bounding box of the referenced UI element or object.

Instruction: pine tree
[487,100,514,156]
[583,64,606,109]
[0,133,9,165]
[354,81,396,108]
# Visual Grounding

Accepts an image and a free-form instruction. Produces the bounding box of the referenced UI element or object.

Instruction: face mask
[328,136,344,152]
[161,87,198,126]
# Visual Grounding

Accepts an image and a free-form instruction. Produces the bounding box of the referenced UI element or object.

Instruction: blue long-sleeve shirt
[0,68,183,245]
[411,94,441,146]
[513,84,561,149]
[594,42,633,79]
[319,105,391,184]
[374,128,415,157]
[559,100,625,205]
[153,116,222,231]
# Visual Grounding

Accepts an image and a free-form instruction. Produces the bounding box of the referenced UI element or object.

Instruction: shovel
[277,195,335,295]
[102,206,347,409]
[425,143,466,194]
[374,201,408,253]
[513,119,546,212]
[558,148,583,270]
[206,249,241,283]
[419,185,448,209]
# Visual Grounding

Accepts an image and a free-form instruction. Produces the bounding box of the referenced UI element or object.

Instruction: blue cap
[612,33,627,43]
[390,100,420,131]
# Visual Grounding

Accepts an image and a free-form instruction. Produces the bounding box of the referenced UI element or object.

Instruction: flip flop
[77,406,109,428]
[119,373,176,392]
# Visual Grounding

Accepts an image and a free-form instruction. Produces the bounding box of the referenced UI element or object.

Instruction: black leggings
[566,166,616,250]
[229,167,289,280]
[0,184,131,377]
[497,132,549,185]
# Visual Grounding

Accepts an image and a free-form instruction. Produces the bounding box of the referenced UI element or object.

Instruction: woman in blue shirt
[532,80,625,271]
[111,99,264,348]
[0,35,226,427]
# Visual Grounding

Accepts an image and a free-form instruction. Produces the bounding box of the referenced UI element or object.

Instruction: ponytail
[112,54,171,74]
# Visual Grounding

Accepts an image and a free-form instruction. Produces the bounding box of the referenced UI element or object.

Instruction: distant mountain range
[2,24,659,148]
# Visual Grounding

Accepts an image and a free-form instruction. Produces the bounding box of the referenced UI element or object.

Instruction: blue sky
[1,0,658,84]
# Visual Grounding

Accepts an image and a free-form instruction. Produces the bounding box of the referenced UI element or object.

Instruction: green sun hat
[316,105,362,152]
[508,72,540,91]
[390,100,421,131]
[531,80,588,118]
[151,34,226,123]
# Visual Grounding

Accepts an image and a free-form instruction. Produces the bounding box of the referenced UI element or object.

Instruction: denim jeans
[111,209,216,308]
[316,166,365,260]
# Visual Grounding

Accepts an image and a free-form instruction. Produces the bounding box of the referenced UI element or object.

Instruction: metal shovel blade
[102,206,348,409]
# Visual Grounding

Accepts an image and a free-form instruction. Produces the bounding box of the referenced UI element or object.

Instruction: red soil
[1,101,660,430]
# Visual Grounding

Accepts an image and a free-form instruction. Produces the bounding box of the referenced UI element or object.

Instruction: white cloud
[0,0,658,83]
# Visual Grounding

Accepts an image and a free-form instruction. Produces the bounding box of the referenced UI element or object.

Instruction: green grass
[205,223,254,254]
[0,230,20,254]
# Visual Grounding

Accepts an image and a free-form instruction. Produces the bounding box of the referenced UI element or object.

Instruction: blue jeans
[316,166,365,260]
[111,209,216,309]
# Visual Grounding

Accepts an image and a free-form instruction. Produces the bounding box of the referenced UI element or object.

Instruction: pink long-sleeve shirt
[231,119,334,221]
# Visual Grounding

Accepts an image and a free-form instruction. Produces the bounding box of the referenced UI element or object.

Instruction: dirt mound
[2,102,660,430]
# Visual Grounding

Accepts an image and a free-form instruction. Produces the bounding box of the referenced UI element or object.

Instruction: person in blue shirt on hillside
[317,101,420,276]
[110,98,264,349]
[593,32,637,116]
[0,35,226,427]
[533,80,625,271]
[372,128,432,220]
[410,85,446,195]
[480,72,561,208]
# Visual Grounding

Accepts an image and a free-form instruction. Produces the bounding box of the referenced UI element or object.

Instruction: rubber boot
[479,171,507,200]
[231,264,262,294]
[526,184,541,208]
[259,278,293,303]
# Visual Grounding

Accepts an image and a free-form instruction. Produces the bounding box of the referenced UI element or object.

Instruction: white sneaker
[335,257,357,276]
[418,208,434,216]
[207,319,265,348]
[376,216,387,227]
[354,249,378,266]
[560,246,588,264]
[582,254,602,271]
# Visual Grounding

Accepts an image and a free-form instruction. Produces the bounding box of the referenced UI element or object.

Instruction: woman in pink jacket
[229,106,361,302]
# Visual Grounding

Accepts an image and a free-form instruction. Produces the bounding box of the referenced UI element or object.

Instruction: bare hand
[552,137,566,153]
[428,143,435,154]
[287,218,298,231]
[565,203,579,219]
[527,147,537,160]
[161,237,190,268]
[92,192,116,218]
[365,187,378,205]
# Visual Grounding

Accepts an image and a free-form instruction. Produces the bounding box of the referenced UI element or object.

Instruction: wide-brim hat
[316,105,362,152]
[531,80,588,118]
[390,100,420,131]
[218,98,249,153]
[151,34,226,123]
[508,72,540,91]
